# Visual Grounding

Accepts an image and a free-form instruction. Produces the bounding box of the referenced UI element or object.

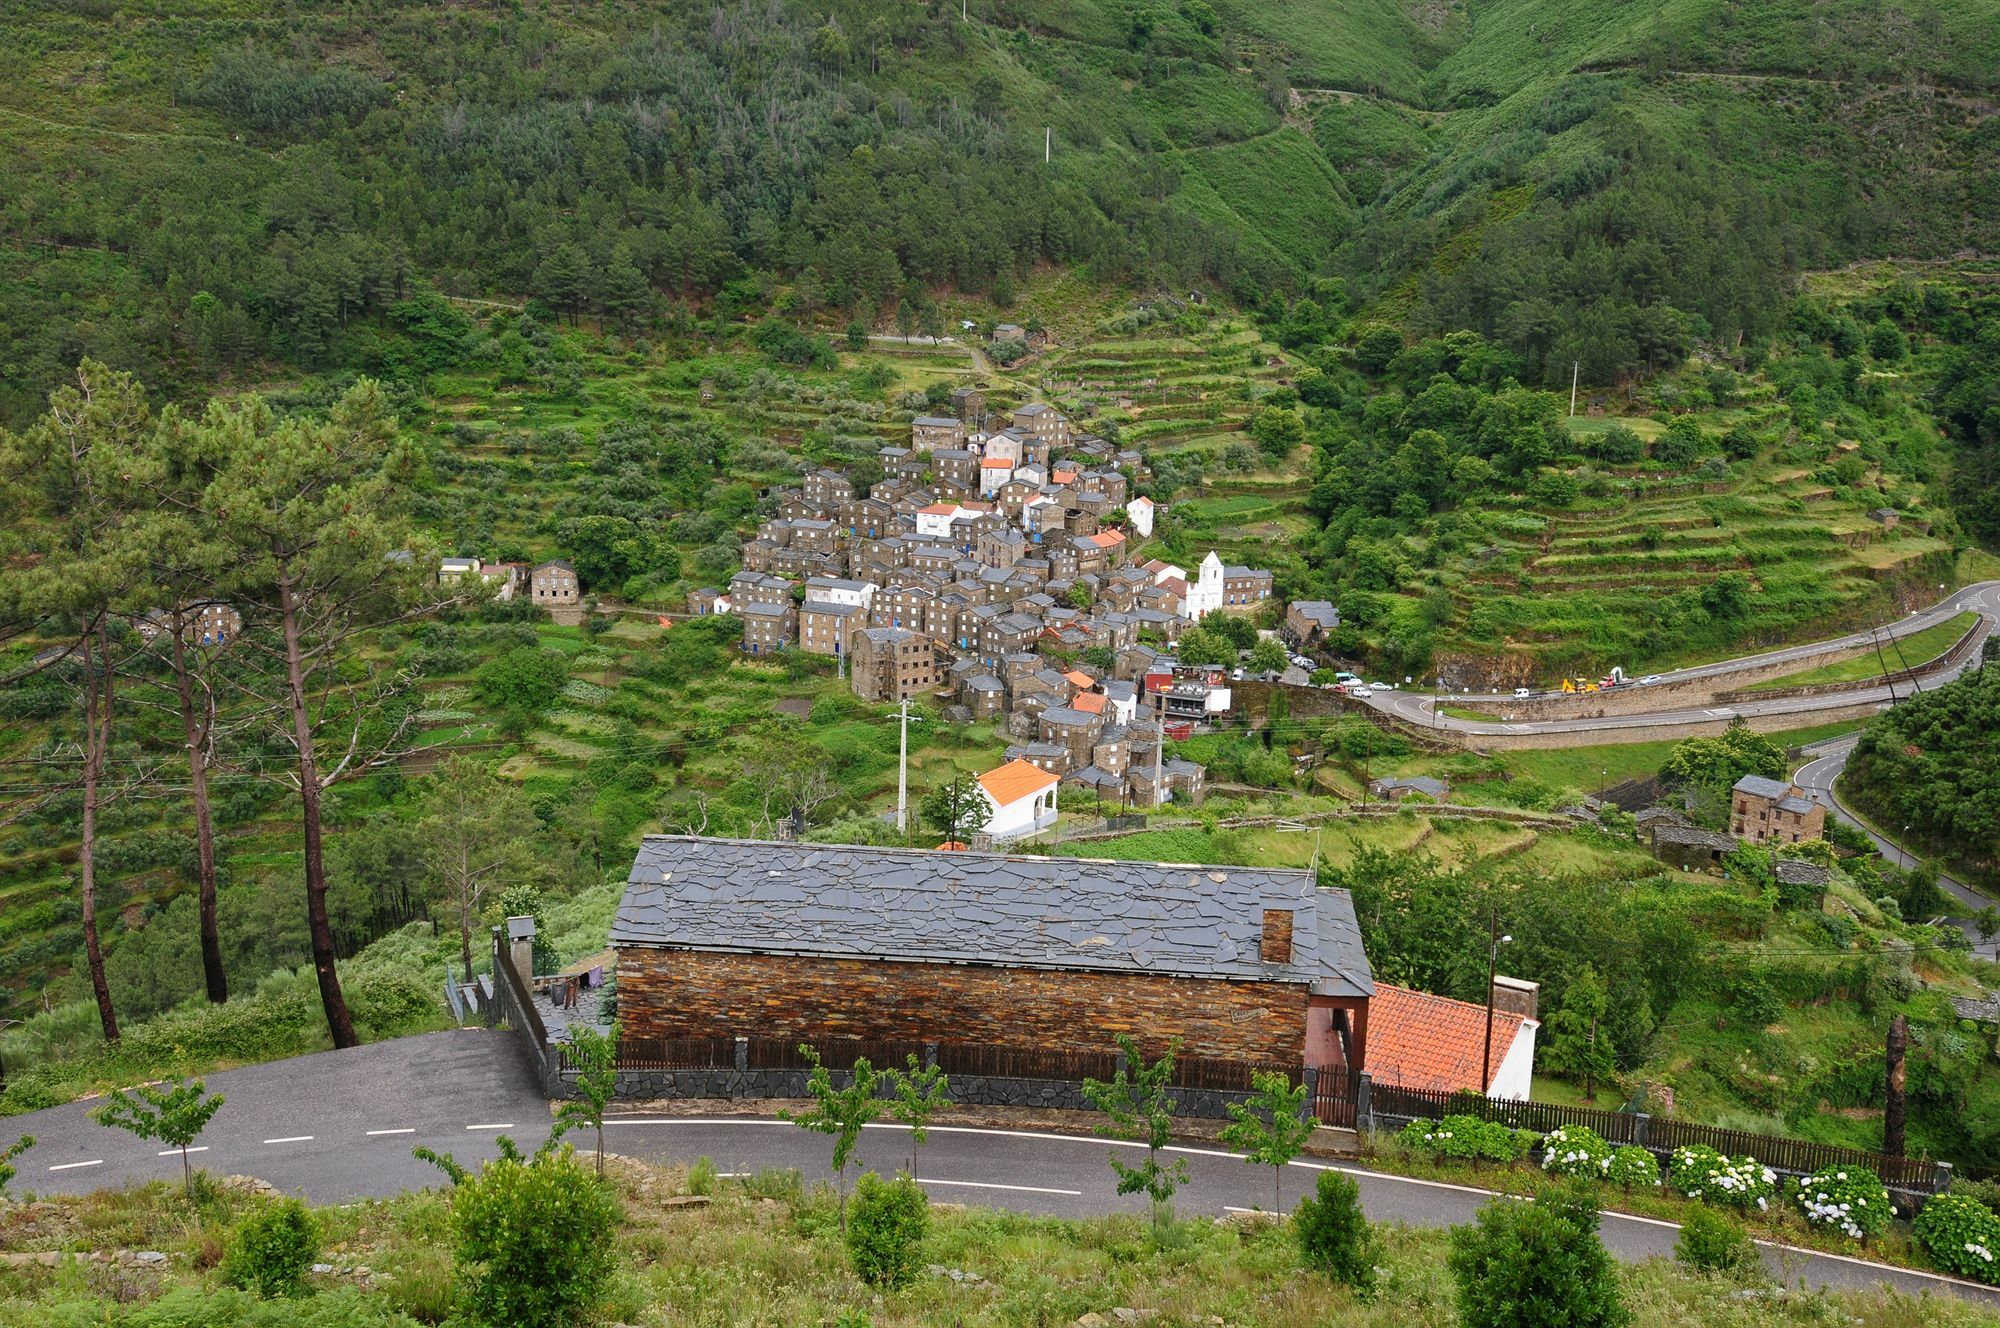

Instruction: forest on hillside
[5,0,2000,418]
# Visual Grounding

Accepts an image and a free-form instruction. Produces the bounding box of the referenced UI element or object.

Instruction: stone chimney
[1260,908,1294,964]
[969,831,994,853]
[505,915,536,979]
[1492,975,1539,1022]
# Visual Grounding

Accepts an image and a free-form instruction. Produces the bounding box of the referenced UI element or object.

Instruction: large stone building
[609,839,1376,1071]
[1730,775,1827,846]
[530,560,579,607]
[850,626,936,702]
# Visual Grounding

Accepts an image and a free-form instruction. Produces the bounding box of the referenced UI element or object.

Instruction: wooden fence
[1370,1082,1941,1191]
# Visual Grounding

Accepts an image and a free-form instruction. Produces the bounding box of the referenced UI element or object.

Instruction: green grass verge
[1746,612,1980,689]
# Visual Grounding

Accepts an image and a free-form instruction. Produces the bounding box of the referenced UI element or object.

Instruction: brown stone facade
[617,947,1309,1064]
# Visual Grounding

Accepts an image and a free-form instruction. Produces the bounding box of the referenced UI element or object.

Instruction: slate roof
[1652,826,1739,851]
[1733,774,1795,800]
[1777,795,1819,815]
[1371,776,1448,798]
[611,837,1373,995]
[1774,859,1832,886]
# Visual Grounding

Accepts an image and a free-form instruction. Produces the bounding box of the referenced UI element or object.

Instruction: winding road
[5,1031,1996,1306]
[1367,581,2000,737]
[1795,737,1998,960]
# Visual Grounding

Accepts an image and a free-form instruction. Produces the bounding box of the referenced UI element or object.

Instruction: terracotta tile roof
[1088,530,1126,547]
[981,458,1013,469]
[919,503,959,515]
[1367,983,1526,1095]
[977,758,1060,806]
[1072,692,1108,715]
[1062,670,1096,689]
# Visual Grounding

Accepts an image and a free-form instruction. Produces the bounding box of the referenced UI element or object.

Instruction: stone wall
[617,948,1310,1065]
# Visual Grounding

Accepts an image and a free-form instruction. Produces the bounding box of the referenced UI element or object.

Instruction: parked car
[1290,654,1313,668]
[1514,687,1534,698]
[1335,671,1361,684]
[1368,681,1392,691]
[1348,686,1373,699]
[1639,674,1663,685]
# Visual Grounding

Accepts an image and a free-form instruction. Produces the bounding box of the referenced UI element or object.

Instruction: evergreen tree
[1542,964,1616,1102]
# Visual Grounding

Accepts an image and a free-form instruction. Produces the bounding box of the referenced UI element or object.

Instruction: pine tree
[201,381,442,1048]
[1543,965,1616,1102]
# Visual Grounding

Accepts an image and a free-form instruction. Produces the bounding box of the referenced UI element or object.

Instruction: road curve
[1371,581,2000,736]
[2,1033,1992,1306]
[1795,737,1997,960]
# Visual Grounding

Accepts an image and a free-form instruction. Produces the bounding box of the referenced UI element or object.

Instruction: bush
[1293,1170,1375,1287]
[1448,1181,1629,1328]
[222,1198,320,1298]
[1539,1124,1612,1179]
[449,1145,620,1327]
[1397,1114,1536,1165]
[1669,1145,1776,1212]
[1604,1146,1661,1191]
[846,1171,929,1288]
[1791,1165,1892,1240]
[1675,1205,1757,1275]
[1914,1193,2000,1283]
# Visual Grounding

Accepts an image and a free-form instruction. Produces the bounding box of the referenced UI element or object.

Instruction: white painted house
[1126,495,1156,538]
[976,759,1061,842]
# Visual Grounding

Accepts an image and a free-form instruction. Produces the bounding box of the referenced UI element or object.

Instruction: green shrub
[845,1171,929,1288]
[1292,1169,1375,1286]
[1914,1193,2000,1283]
[1397,1113,1533,1164]
[1791,1165,1892,1241]
[1448,1181,1629,1328]
[1539,1124,1611,1179]
[1604,1146,1660,1191]
[1669,1145,1776,1212]
[222,1198,320,1298]
[1675,1205,1758,1275]
[449,1144,620,1326]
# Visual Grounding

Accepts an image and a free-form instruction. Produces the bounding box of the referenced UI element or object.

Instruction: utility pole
[1885,1013,1909,1157]
[1569,361,1579,418]
[1481,911,1511,1096]
[1152,705,1165,810]
[1044,126,1051,165]
[896,698,912,836]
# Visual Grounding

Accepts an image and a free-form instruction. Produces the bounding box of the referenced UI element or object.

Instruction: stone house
[739,601,795,656]
[531,560,580,607]
[1651,825,1740,871]
[609,839,1375,1072]
[1730,776,1827,846]
[850,626,936,702]
[1286,601,1341,646]
[950,387,988,431]
[804,469,854,507]
[932,448,979,489]
[799,600,862,656]
[962,674,1008,720]
[1039,705,1105,769]
[1010,403,1071,461]
[911,416,967,451]
[728,571,794,609]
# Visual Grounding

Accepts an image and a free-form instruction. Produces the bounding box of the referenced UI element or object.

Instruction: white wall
[1489,1019,1539,1101]
[983,785,1059,841]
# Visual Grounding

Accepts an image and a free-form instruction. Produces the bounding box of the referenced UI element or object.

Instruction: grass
[2,1153,1995,1328]
[1746,613,1980,689]
[1496,720,1866,791]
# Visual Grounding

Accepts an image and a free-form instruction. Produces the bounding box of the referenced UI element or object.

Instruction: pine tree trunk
[170,623,228,1004]
[279,577,357,1049]
[79,625,120,1042]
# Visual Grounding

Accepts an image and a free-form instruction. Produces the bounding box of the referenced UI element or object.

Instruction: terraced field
[1434,414,1960,680]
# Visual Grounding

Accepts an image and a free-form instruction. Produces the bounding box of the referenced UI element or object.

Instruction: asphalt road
[7,1029,552,1202]
[607,1114,2000,1304]
[1795,737,1998,960]
[1370,581,2000,736]
[4,1031,1994,1306]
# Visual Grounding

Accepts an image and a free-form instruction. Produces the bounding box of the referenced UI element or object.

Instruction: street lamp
[1481,919,1514,1096]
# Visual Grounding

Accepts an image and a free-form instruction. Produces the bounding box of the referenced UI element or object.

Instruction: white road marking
[158,1146,209,1156]
[263,1136,314,1144]
[366,1128,416,1136]
[919,1178,1083,1196]
[48,1160,101,1172]
[464,1123,515,1131]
